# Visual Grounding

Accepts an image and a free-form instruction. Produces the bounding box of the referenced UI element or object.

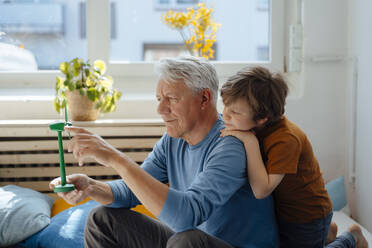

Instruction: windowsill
[0,79,302,120]
[0,118,164,127]
[0,89,160,120]
[0,89,156,101]
[0,118,166,137]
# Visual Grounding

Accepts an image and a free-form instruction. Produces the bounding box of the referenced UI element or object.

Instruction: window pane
[177,0,198,4]
[0,0,87,71]
[110,0,270,62]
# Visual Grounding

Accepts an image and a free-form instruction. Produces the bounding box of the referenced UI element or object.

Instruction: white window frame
[0,0,284,120]
[154,0,200,11]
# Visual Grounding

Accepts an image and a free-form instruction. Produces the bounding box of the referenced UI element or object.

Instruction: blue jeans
[326,232,356,248]
[278,212,356,248]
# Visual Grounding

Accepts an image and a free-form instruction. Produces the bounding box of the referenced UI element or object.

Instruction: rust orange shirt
[256,116,332,223]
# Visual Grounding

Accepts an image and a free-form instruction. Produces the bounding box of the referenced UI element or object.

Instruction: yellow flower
[161,3,220,59]
[162,10,192,30]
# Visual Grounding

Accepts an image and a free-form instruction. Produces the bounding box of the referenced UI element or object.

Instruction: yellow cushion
[51,198,156,219]
[131,204,156,219]
[51,198,91,217]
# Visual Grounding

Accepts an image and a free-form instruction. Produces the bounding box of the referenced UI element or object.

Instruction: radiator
[0,119,165,199]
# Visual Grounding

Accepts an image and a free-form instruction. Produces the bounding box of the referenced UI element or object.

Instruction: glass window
[257,45,269,61]
[256,0,270,11]
[111,0,270,62]
[0,0,87,71]
[154,0,199,10]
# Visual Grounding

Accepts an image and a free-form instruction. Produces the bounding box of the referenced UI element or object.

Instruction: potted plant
[54,58,122,121]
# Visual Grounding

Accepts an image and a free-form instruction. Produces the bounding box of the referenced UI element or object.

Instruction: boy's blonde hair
[220,66,288,124]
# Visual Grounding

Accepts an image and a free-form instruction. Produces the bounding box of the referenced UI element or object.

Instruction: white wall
[285,0,349,182]
[286,0,372,231]
[349,0,372,232]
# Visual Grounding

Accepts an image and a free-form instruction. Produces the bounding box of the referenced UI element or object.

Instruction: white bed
[333,210,372,245]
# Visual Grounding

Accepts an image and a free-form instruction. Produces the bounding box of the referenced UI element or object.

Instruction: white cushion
[0,185,54,246]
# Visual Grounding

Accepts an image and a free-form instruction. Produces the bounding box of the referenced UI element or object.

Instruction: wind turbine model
[49,101,75,193]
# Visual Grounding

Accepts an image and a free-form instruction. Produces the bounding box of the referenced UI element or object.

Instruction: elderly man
[50,57,278,247]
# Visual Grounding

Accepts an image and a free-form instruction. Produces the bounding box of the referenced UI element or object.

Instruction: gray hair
[154,56,219,106]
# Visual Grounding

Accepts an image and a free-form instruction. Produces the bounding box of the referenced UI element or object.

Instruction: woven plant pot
[66,90,99,121]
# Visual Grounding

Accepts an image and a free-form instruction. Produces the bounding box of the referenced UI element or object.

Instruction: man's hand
[49,174,92,205]
[65,126,120,167]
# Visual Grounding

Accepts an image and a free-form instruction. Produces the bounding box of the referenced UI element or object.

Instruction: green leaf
[113,91,122,102]
[77,58,84,65]
[86,76,95,87]
[79,88,85,96]
[73,61,81,77]
[56,76,64,89]
[75,80,82,89]
[105,96,112,105]
[93,60,106,75]
[59,62,69,75]
[109,105,116,112]
[54,98,61,113]
[85,68,90,78]
[68,83,76,91]
[87,88,98,102]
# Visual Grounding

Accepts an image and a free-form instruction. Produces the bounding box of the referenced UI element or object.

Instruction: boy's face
[222,98,258,131]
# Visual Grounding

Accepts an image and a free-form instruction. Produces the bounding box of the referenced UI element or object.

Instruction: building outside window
[0,0,271,70]
[111,0,269,62]
[0,0,87,70]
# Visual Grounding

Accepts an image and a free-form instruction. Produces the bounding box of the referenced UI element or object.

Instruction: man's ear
[201,89,212,109]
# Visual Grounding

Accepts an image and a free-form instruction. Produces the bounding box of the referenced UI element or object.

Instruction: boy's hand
[220,128,258,146]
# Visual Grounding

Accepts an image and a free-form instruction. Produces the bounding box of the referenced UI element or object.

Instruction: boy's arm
[242,134,284,199]
[221,129,284,199]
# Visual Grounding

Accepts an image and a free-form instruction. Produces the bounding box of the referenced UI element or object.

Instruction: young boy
[220,66,368,248]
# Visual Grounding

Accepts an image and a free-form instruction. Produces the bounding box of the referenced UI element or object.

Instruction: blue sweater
[108,117,278,247]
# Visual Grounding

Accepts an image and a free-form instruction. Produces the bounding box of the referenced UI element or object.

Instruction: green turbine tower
[49,101,75,193]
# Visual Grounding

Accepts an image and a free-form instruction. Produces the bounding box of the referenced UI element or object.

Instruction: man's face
[156,79,202,139]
